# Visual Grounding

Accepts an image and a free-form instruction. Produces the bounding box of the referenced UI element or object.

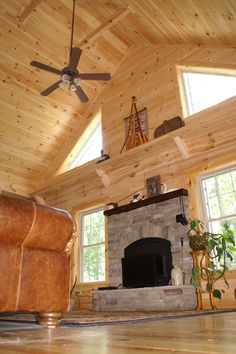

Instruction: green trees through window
[80,208,105,282]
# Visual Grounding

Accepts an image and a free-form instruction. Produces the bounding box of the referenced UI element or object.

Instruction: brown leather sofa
[0,194,74,327]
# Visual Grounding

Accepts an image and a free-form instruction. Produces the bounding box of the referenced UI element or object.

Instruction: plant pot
[189,234,208,251]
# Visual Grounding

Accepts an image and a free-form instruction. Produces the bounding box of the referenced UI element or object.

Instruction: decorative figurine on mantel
[146,175,162,198]
[120,96,148,153]
[130,193,145,203]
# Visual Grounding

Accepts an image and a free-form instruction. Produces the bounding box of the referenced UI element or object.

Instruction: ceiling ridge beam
[17,0,43,25]
[77,6,134,48]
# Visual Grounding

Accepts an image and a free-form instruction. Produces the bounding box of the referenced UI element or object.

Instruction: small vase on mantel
[171,265,184,286]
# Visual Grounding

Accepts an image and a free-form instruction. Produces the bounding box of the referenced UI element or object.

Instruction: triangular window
[69,113,102,169]
[180,68,236,116]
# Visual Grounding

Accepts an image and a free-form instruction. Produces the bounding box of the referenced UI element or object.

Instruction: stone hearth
[93,285,196,311]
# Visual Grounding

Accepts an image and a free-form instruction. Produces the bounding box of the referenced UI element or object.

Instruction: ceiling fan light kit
[30,0,111,103]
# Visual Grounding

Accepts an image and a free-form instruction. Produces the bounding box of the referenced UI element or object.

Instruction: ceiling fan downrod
[70,0,76,58]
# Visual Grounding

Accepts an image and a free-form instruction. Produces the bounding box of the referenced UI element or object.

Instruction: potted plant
[187,219,208,251]
[188,219,236,301]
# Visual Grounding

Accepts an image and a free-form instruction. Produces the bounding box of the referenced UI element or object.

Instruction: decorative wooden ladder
[120,96,148,153]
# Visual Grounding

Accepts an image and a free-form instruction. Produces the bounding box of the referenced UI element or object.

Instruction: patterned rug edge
[61,309,236,327]
[0,309,236,327]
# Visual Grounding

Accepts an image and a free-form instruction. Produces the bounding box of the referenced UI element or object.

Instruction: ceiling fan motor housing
[61,67,79,82]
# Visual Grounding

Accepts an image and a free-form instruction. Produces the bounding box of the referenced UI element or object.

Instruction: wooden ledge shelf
[104,188,188,216]
[34,97,236,205]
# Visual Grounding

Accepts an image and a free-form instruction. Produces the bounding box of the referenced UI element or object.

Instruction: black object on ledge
[104,188,188,216]
[96,149,110,164]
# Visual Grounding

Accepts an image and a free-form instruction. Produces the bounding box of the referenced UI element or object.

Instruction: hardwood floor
[0,313,236,353]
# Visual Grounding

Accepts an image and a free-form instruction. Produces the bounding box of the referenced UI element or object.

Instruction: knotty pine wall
[101,44,236,157]
[40,44,236,212]
[0,171,39,196]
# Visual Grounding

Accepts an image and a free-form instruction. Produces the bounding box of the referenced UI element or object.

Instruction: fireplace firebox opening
[122,237,172,288]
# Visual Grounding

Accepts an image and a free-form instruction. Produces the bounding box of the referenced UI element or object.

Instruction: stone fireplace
[106,189,192,286]
[93,189,197,311]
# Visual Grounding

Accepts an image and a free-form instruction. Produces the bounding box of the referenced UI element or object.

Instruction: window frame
[197,164,236,268]
[79,206,106,284]
[177,65,236,118]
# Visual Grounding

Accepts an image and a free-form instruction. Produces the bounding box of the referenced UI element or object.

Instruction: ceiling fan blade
[79,73,111,81]
[31,61,61,75]
[69,47,82,70]
[40,80,63,96]
[74,84,89,103]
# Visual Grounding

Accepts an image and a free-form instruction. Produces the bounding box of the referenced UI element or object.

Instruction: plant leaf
[213,289,222,299]
[228,245,236,252]
[223,223,229,231]
[226,249,233,261]
[209,239,218,251]
[191,266,201,290]
[227,235,235,245]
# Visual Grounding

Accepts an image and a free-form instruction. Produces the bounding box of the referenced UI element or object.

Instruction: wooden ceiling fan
[30,0,111,103]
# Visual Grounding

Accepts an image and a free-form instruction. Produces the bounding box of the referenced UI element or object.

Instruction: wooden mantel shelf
[104,188,188,216]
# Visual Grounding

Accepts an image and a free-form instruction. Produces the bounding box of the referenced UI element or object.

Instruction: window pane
[83,215,91,245]
[217,173,234,194]
[90,227,100,244]
[204,178,217,198]
[231,171,236,190]
[69,120,102,169]
[220,193,236,216]
[81,208,105,282]
[207,197,221,219]
[90,212,100,228]
[182,70,236,116]
[209,220,222,234]
[82,244,105,282]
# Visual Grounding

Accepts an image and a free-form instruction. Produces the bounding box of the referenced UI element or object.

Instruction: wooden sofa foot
[36,312,62,328]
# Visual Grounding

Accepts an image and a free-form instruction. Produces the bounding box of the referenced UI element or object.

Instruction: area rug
[0,309,235,327]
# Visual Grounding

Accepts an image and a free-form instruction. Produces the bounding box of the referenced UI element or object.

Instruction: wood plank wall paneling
[36,44,236,209]
[101,45,236,158]
[35,96,236,213]
[2,0,236,193]
[47,44,236,183]
[0,171,39,196]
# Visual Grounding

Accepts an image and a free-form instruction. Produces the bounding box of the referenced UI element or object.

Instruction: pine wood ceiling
[1,0,236,193]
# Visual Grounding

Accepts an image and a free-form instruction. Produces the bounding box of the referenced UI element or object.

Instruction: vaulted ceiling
[1,0,236,194]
